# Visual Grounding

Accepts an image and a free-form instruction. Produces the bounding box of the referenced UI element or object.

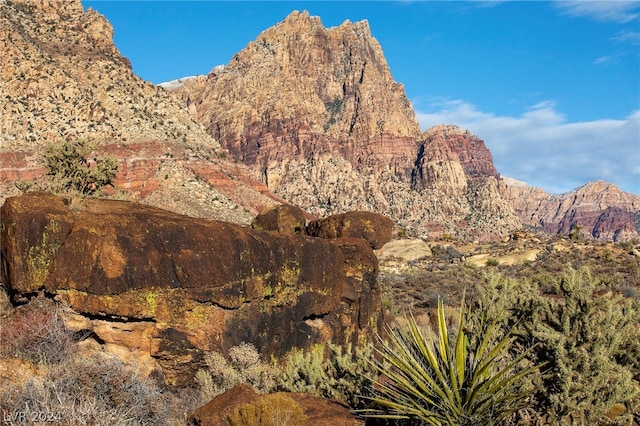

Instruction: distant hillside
[500,179,640,241]
[0,0,282,223]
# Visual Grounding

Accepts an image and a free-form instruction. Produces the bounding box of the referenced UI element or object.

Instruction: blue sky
[83,1,640,195]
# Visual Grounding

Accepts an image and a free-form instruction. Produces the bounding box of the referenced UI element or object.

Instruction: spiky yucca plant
[361,299,540,425]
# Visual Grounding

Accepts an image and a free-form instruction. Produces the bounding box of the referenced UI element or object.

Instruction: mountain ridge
[0,0,283,224]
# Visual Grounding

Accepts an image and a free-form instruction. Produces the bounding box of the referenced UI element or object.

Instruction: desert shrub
[44,139,117,196]
[360,299,540,425]
[278,341,378,409]
[225,393,307,426]
[0,300,75,364]
[0,354,188,426]
[195,342,278,402]
[196,341,377,410]
[475,268,640,425]
[485,257,499,267]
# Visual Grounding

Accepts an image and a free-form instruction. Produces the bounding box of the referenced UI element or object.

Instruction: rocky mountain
[170,11,521,241]
[0,0,281,223]
[2,2,634,241]
[501,179,640,241]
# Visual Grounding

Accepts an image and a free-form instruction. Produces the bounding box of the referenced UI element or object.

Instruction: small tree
[44,139,118,195]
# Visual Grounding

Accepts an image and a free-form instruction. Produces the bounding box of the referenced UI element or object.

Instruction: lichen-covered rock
[188,384,363,426]
[307,211,393,250]
[0,192,383,386]
[251,204,307,235]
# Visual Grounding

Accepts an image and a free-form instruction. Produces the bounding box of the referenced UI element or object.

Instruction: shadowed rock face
[307,211,394,250]
[1,192,383,385]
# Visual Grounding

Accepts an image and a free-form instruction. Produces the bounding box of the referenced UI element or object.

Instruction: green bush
[44,139,118,196]
[195,342,278,402]
[474,268,640,425]
[278,342,377,409]
[361,299,540,425]
[196,341,377,410]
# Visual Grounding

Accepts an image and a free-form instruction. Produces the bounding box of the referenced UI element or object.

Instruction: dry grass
[0,298,198,425]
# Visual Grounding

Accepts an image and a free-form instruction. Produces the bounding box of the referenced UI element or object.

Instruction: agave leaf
[360,298,541,425]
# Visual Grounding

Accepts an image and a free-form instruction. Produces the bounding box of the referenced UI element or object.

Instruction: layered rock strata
[501,179,640,241]
[171,11,521,240]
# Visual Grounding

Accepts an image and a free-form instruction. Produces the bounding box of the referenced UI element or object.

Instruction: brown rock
[0,358,44,390]
[307,211,394,249]
[251,204,307,235]
[188,384,362,426]
[1,192,383,385]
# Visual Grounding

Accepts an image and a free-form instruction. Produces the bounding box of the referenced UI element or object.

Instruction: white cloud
[593,52,626,64]
[416,100,640,195]
[611,30,640,45]
[554,1,640,23]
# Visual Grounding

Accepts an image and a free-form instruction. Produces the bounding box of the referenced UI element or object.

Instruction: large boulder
[188,384,362,426]
[0,192,383,386]
[251,204,307,235]
[306,211,394,249]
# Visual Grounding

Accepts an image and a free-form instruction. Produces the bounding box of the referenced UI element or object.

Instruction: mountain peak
[168,10,520,240]
[169,9,421,156]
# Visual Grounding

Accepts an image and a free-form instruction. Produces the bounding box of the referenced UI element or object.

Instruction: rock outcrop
[188,384,362,426]
[170,11,522,240]
[501,179,640,241]
[0,0,283,225]
[1,192,383,385]
[251,204,308,235]
[307,211,394,249]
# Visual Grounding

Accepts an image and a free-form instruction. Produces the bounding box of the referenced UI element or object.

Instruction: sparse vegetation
[0,299,73,364]
[0,298,196,426]
[195,342,278,402]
